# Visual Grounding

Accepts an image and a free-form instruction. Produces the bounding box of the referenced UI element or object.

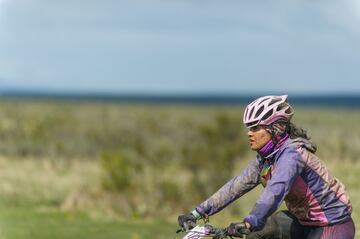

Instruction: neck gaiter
[258,133,289,158]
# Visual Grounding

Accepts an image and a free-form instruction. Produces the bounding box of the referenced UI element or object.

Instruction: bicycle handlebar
[176,221,245,239]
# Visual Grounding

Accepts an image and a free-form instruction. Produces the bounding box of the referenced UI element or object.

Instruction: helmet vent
[246,120,259,128]
[258,97,270,105]
[285,108,292,114]
[249,107,255,119]
[262,109,273,120]
[244,107,249,119]
[255,105,264,118]
[269,98,281,106]
[276,103,288,112]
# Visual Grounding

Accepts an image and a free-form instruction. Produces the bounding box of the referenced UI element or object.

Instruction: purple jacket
[195,137,352,231]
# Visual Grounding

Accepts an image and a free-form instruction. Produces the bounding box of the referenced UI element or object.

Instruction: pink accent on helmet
[243,95,294,128]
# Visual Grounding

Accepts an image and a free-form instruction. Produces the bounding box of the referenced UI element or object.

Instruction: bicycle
[174,221,249,239]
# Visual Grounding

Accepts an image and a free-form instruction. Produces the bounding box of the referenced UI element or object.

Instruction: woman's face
[247,125,272,151]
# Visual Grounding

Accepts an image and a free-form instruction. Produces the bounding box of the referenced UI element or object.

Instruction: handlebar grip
[237,227,250,235]
[183,220,196,231]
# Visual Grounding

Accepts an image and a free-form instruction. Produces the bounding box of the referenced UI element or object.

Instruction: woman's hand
[178,213,197,229]
[226,222,251,237]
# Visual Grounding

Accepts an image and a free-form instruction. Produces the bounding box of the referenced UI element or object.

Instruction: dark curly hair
[266,119,312,141]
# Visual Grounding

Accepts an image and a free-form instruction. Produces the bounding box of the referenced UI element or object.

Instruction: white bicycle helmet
[243,95,294,128]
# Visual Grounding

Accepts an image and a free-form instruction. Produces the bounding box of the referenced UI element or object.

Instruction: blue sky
[0,0,360,94]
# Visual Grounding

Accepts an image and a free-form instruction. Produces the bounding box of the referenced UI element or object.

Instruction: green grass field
[0,100,358,238]
[0,157,176,239]
[0,206,177,239]
[0,155,358,238]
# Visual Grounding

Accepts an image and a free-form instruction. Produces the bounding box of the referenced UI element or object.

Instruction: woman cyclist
[178,95,355,239]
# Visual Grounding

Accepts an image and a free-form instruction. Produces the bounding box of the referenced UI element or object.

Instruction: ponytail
[287,122,311,140]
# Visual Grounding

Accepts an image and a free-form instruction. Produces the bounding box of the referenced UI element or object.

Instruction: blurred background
[0,0,359,238]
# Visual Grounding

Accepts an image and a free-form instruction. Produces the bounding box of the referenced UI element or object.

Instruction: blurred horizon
[0,84,360,96]
[1,87,360,107]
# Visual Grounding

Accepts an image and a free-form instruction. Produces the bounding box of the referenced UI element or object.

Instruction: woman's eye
[250,126,260,131]
[252,126,265,132]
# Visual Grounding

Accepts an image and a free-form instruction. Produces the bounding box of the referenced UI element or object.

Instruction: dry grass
[0,157,101,208]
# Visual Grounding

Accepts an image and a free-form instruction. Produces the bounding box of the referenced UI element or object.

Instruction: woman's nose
[247,130,253,137]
